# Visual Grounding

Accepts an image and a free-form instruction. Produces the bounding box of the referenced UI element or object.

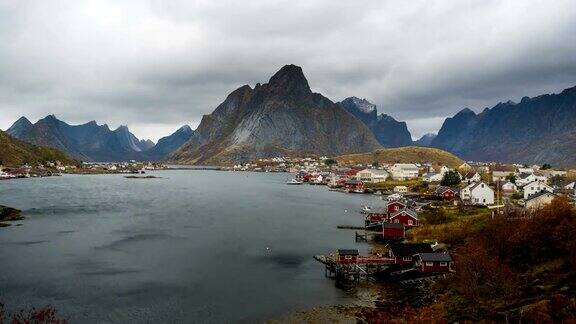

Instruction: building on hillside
[516,173,541,186]
[523,181,554,199]
[458,162,472,173]
[492,171,514,182]
[525,191,557,210]
[393,185,408,193]
[518,167,535,174]
[382,223,405,240]
[337,249,359,264]
[387,243,433,267]
[344,179,364,192]
[356,169,389,183]
[434,186,457,200]
[389,209,419,227]
[422,172,443,183]
[389,163,419,180]
[414,253,453,273]
[460,181,494,206]
[463,172,482,184]
[501,181,518,193]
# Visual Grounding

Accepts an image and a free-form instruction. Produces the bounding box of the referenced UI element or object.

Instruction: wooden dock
[313,254,395,281]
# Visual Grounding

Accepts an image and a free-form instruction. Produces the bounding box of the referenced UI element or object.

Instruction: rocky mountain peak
[266,64,311,97]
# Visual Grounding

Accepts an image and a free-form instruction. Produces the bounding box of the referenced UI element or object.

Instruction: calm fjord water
[0,171,382,323]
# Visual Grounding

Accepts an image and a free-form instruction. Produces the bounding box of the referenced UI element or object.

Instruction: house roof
[393,163,419,170]
[434,186,455,194]
[338,249,359,256]
[383,223,405,230]
[470,181,492,192]
[525,191,557,202]
[388,243,433,256]
[390,208,418,220]
[416,253,453,262]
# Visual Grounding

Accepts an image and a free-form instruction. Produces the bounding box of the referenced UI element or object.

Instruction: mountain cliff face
[431,85,576,166]
[6,117,33,139]
[337,97,413,147]
[414,133,437,146]
[171,65,381,165]
[0,130,74,166]
[7,115,155,161]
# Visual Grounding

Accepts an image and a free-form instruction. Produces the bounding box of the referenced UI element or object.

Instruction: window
[440,262,448,266]
[403,256,411,261]
[345,255,352,260]
[394,219,399,223]
[425,262,434,266]
[408,220,413,225]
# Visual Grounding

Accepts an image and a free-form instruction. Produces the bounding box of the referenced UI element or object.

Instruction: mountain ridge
[431,85,576,166]
[170,64,382,165]
[337,97,413,148]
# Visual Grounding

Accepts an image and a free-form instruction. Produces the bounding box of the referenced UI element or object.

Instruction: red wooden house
[365,210,387,225]
[389,209,419,227]
[387,201,406,214]
[344,180,364,191]
[414,253,453,273]
[337,249,359,264]
[434,186,457,200]
[344,169,360,177]
[387,243,433,267]
[382,223,405,240]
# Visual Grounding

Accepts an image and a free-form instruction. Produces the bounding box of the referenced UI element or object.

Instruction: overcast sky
[1,0,575,141]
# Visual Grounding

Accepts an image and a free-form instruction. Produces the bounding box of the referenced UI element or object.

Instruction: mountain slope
[171,65,381,165]
[431,85,576,166]
[338,97,413,147]
[6,117,33,138]
[142,125,193,160]
[7,115,154,161]
[336,146,463,168]
[0,130,74,166]
[414,133,437,146]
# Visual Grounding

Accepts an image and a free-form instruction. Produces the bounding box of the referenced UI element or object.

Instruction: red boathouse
[414,253,453,273]
[382,223,405,240]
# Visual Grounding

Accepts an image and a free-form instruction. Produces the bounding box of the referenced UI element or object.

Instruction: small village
[270,157,576,285]
[0,161,168,180]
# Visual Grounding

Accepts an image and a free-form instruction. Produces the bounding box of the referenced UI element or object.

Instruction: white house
[523,181,554,199]
[492,171,514,182]
[525,191,557,210]
[356,169,389,183]
[393,185,408,193]
[518,167,535,174]
[422,172,443,183]
[564,181,576,190]
[516,173,540,186]
[463,172,482,184]
[389,164,419,180]
[461,181,495,206]
[501,181,517,193]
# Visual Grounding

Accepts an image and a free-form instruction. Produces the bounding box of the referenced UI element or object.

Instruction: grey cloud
[1,0,575,141]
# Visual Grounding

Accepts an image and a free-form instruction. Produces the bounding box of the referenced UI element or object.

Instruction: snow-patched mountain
[338,97,413,147]
[170,65,381,165]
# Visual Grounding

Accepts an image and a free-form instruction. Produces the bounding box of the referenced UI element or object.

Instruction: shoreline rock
[0,205,24,223]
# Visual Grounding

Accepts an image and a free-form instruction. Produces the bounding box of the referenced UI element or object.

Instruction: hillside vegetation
[336,146,464,168]
[0,131,74,166]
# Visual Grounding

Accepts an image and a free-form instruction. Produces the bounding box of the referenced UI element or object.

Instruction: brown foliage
[0,303,67,324]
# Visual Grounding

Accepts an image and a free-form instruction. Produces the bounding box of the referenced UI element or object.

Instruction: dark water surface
[0,171,381,323]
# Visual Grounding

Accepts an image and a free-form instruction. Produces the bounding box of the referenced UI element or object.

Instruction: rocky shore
[0,205,24,227]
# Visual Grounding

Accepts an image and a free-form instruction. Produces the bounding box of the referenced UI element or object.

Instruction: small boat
[286,178,303,185]
[360,205,372,213]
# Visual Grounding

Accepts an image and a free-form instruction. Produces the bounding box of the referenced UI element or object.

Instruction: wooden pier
[313,254,395,281]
